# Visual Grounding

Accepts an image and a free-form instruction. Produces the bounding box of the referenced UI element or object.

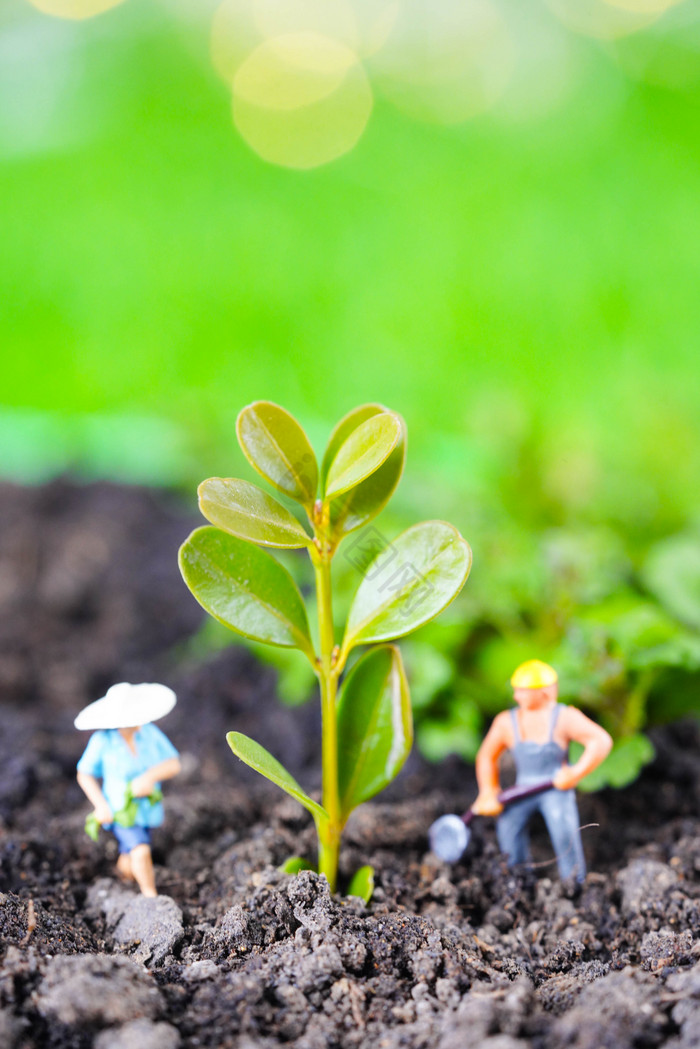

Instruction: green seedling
[179,401,472,894]
[84,782,163,841]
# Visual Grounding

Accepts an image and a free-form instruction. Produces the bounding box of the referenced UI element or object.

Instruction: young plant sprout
[179,402,472,896]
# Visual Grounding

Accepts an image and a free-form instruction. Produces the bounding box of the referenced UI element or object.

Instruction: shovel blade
[429,814,470,863]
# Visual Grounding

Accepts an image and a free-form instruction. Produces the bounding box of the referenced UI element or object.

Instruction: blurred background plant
[3,0,700,787]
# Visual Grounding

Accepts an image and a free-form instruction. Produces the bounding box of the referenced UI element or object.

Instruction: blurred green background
[2,0,699,782]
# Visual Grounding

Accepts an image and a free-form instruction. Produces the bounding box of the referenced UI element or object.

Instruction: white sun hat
[74,682,177,731]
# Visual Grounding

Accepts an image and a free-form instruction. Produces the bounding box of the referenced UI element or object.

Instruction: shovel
[429,779,554,862]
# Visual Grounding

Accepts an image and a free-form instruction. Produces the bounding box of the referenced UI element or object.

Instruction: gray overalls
[496,704,586,882]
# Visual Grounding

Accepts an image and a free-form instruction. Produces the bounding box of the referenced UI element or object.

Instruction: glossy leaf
[227,731,328,825]
[347,865,375,904]
[320,403,387,493]
[337,645,412,819]
[324,412,402,500]
[199,477,312,549]
[328,415,407,541]
[179,527,314,657]
[237,401,318,507]
[280,856,316,875]
[342,521,472,651]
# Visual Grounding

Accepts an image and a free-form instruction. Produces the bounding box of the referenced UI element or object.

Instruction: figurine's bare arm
[76,772,113,824]
[473,713,511,815]
[131,757,182,798]
[552,707,613,791]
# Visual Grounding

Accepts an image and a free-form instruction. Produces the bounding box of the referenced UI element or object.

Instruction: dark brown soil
[1,480,699,1049]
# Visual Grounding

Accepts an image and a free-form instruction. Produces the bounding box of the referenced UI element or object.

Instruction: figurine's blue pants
[107,823,152,854]
[496,787,585,882]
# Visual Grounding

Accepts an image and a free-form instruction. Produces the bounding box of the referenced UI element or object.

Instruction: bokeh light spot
[602,0,684,13]
[545,0,665,40]
[232,32,372,168]
[348,0,401,57]
[26,0,127,19]
[495,4,575,122]
[234,31,356,109]
[371,0,514,125]
[211,0,263,85]
[252,0,359,51]
[613,5,700,89]
[211,0,366,85]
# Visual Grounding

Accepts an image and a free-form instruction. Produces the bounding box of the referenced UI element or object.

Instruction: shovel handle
[461,778,554,826]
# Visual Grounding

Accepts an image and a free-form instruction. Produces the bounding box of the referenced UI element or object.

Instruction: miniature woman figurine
[473,660,612,882]
[75,682,181,897]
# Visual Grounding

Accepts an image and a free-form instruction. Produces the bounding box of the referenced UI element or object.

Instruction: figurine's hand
[130,773,155,798]
[94,801,114,825]
[472,791,504,817]
[553,767,579,791]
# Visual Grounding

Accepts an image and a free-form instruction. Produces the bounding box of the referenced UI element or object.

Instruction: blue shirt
[77,724,179,828]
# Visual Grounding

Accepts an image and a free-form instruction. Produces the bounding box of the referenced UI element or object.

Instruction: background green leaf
[642,534,700,632]
[227,731,328,825]
[198,477,312,549]
[401,640,454,712]
[343,521,472,649]
[416,695,483,764]
[324,412,401,500]
[179,526,314,656]
[573,734,656,792]
[237,401,318,507]
[337,645,412,820]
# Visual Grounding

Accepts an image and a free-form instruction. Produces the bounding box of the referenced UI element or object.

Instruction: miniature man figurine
[75,682,181,897]
[473,660,612,882]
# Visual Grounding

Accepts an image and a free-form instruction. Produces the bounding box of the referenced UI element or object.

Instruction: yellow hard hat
[510,660,558,688]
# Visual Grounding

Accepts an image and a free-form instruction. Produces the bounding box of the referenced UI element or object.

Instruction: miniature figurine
[472,660,613,882]
[75,682,181,897]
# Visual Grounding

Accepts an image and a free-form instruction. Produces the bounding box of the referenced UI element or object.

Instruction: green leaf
[320,403,387,493]
[347,865,375,904]
[198,477,313,549]
[324,412,402,500]
[227,731,328,825]
[337,645,413,819]
[248,641,318,705]
[630,633,700,672]
[85,812,101,842]
[401,640,454,711]
[642,533,700,632]
[179,526,314,658]
[647,669,700,725]
[342,521,472,651]
[237,401,318,507]
[416,696,483,764]
[574,734,656,792]
[280,856,316,875]
[110,782,163,829]
[576,591,700,673]
[327,413,407,541]
[113,783,138,828]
